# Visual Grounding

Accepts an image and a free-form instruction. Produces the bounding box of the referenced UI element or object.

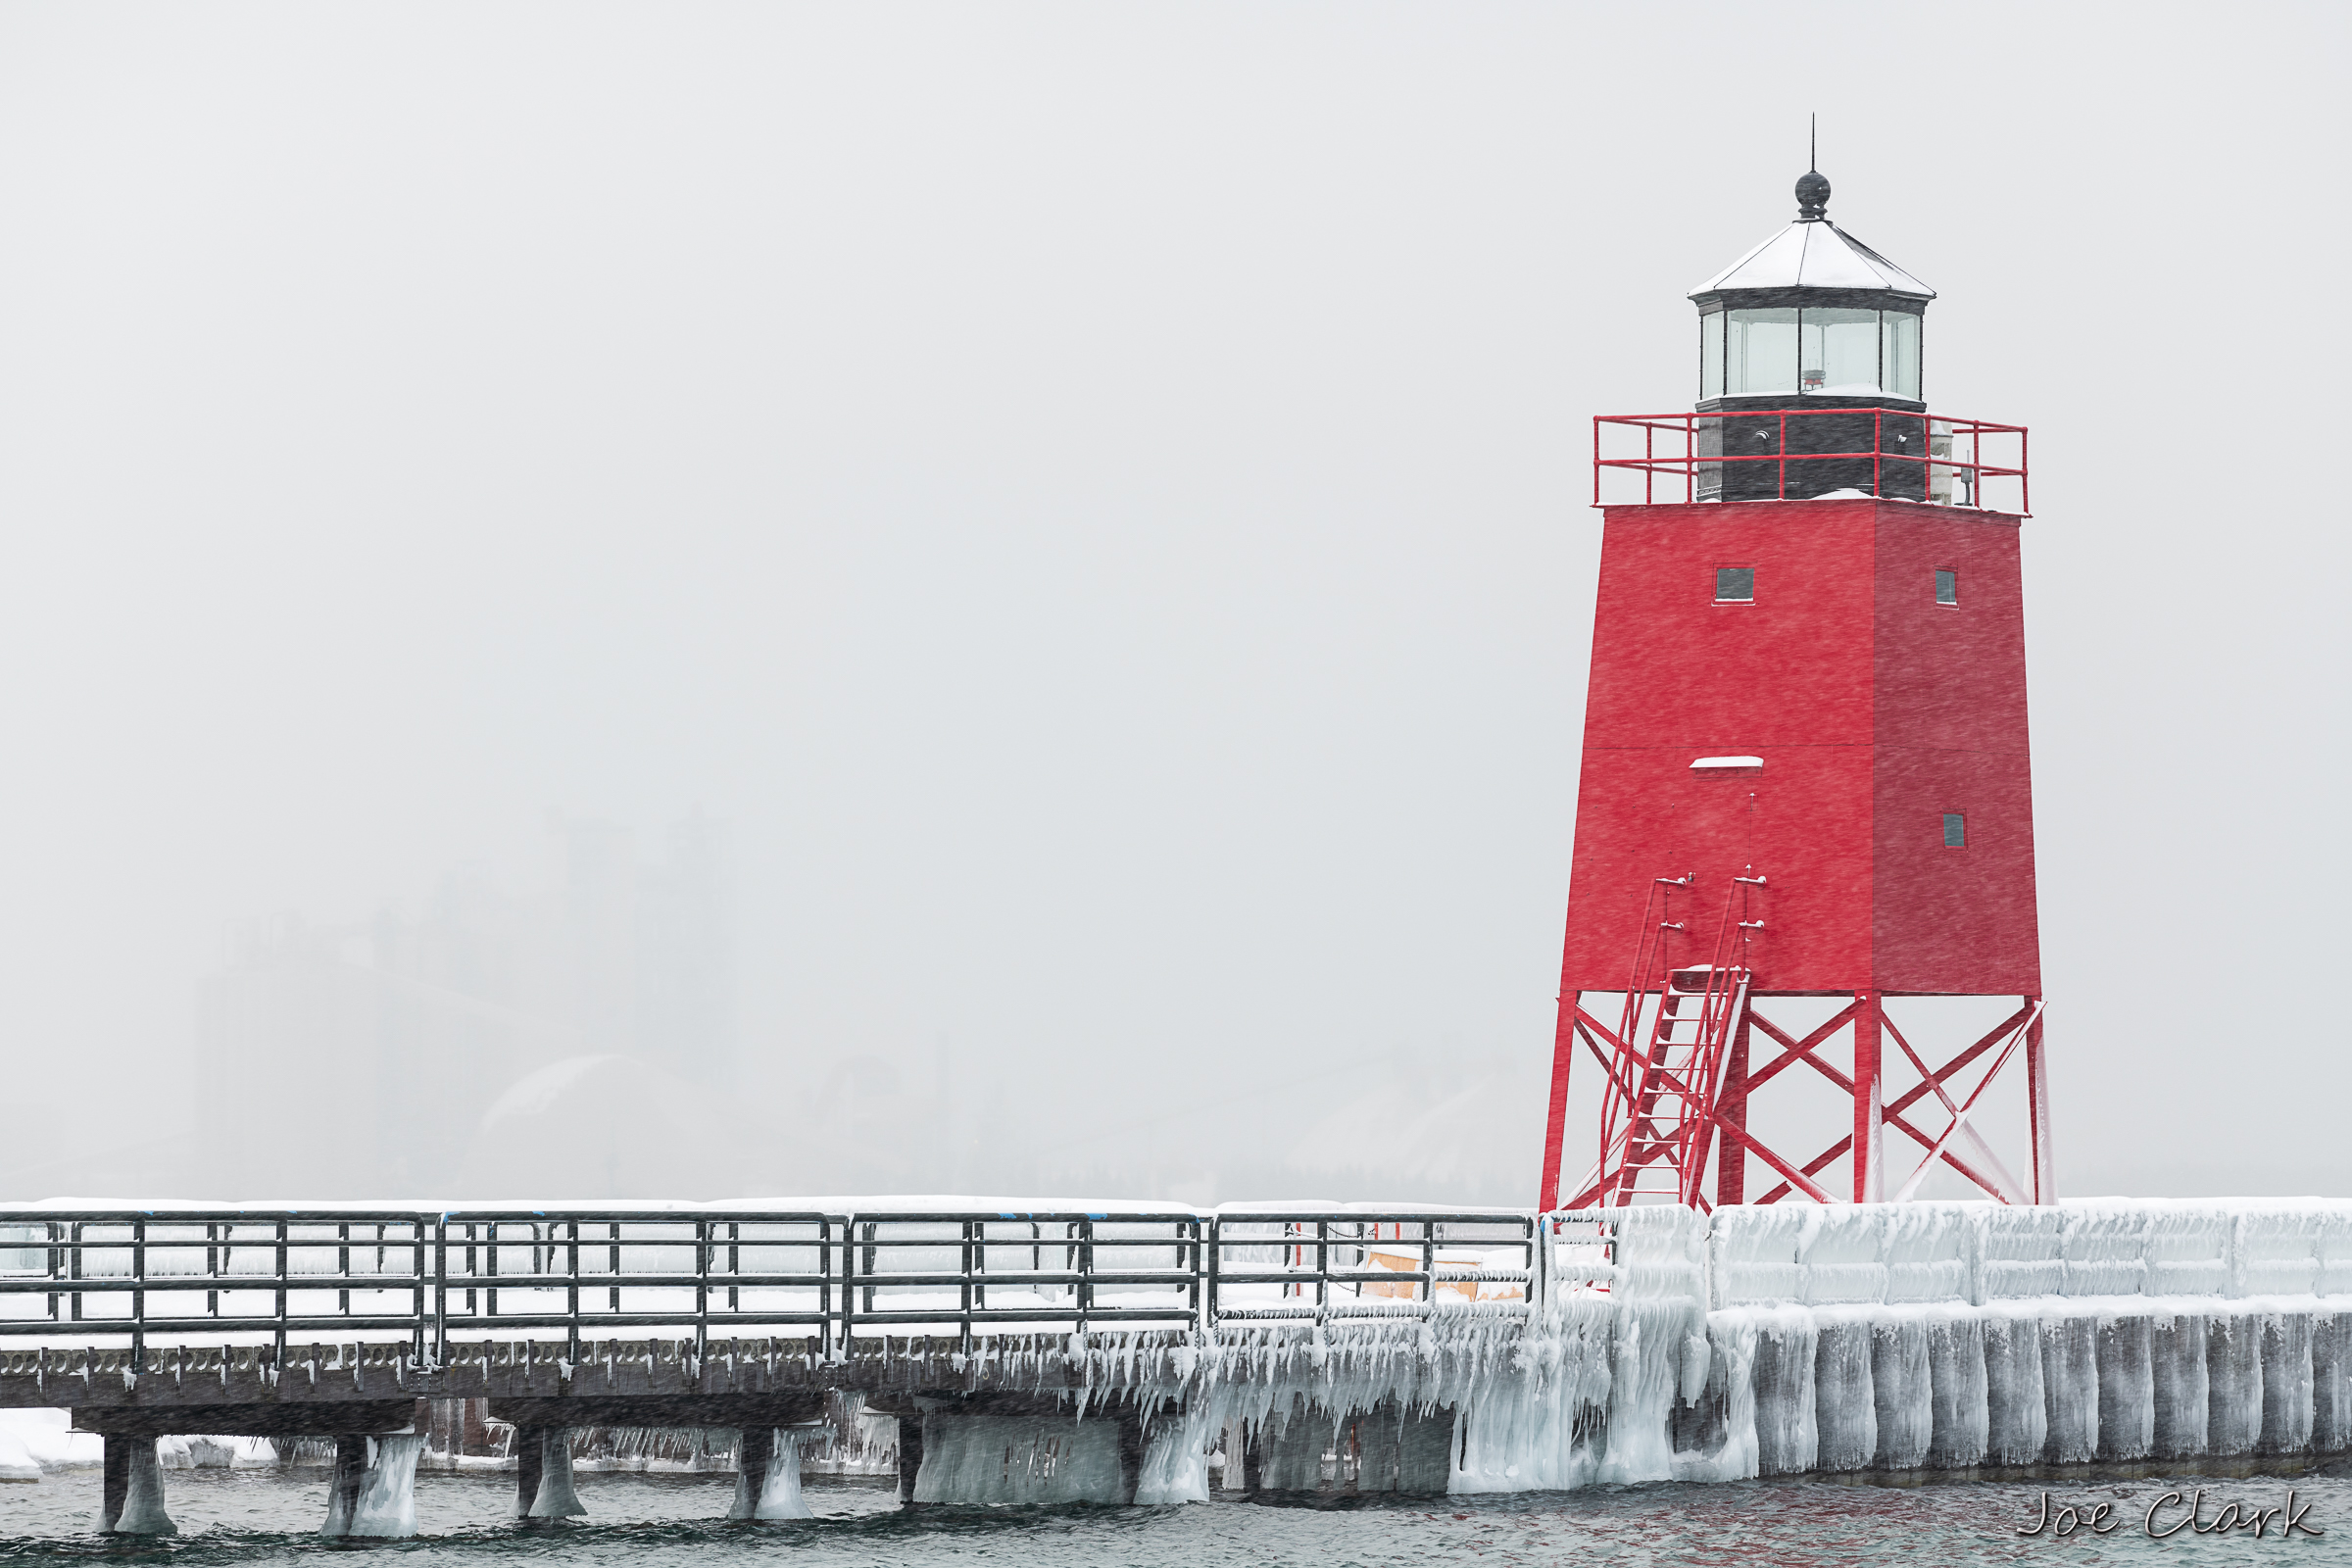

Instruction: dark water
[5,1468,2352,1566]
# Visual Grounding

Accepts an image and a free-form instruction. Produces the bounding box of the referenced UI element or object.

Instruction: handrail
[0,1207,1593,1364]
[1592,408,2029,514]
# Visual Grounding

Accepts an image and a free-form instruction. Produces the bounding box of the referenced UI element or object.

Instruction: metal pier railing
[0,1208,1616,1368]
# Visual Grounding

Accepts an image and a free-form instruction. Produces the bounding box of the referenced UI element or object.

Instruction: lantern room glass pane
[1884,311,1922,400]
[1725,310,1796,396]
[1801,308,1882,395]
[1700,311,1725,399]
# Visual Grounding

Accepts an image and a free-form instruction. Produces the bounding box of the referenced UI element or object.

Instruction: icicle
[2312,1312,2350,1454]
[1983,1307,2047,1464]
[1133,1407,1211,1503]
[1869,1310,1932,1470]
[2206,1312,2265,1455]
[1811,1310,1877,1472]
[2093,1314,2153,1461]
[2038,1312,2099,1463]
[2257,1312,2314,1455]
[1749,1304,1819,1476]
[2150,1312,2210,1458]
[1924,1308,1988,1469]
[1674,1311,1757,1481]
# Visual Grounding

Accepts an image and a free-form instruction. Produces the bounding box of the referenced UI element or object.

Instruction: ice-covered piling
[320,1434,422,1538]
[100,1436,176,1535]
[728,1429,812,1520]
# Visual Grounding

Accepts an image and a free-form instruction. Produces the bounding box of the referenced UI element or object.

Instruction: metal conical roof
[1691,217,1935,300]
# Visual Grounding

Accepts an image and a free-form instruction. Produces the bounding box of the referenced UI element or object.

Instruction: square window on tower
[1715,566,1755,603]
[1943,812,1967,848]
[1936,569,1959,605]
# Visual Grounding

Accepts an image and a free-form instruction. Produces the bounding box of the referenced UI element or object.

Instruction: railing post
[1205,1215,1221,1330]
[410,1218,425,1369]
[1189,1217,1203,1336]
[337,1221,351,1321]
[693,1217,710,1366]
[841,1216,860,1353]
[432,1219,448,1369]
[69,1221,81,1325]
[1531,1215,1547,1312]
[129,1218,146,1375]
[566,1221,581,1364]
[1313,1220,1329,1319]
[819,1217,835,1358]
[959,1219,976,1351]
[272,1218,289,1370]
[1076,1216,1094,1335]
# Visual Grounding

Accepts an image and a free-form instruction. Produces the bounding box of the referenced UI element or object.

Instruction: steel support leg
[1852,991,1883,1203]
[1538,987,1579,1210]
[2025,997,2054,1204]
[1716,1002,1750,1205]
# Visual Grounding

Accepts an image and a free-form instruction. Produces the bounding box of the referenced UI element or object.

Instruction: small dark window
[1715,566,1755,603]
[1935,569,1958,605]
[1942,812,1967,848]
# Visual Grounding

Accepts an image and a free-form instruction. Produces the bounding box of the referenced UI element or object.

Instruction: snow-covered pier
[3,1199,2348,1533]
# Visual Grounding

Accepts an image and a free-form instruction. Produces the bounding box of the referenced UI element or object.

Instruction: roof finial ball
[1795,168,1831,222]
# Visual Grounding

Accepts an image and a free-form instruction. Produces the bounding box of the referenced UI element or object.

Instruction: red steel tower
[1538,166,2051,1211]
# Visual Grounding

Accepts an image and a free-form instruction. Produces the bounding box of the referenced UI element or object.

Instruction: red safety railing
[1592,408,2028,514]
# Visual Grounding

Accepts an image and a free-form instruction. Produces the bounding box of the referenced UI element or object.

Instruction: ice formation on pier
[908,1199,2351,1499]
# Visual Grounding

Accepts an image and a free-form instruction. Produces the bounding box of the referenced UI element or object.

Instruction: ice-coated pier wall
[1131,1200,2352,1493]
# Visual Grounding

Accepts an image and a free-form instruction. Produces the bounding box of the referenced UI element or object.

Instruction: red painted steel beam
[1711,1120,1837,1205]
[1740,1004,1858,1094]
[1539,990,1579,1211]
[1884,1003,2033,1121]
[1744,1003,2014,1202]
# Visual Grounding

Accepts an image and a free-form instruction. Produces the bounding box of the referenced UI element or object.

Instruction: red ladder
[1589,874,1763,1207]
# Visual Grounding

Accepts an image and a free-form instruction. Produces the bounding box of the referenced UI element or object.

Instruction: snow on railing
[0,1207,1594,1369]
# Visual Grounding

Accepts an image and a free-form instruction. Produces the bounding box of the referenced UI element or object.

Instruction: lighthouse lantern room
[1540,166,2048,1212]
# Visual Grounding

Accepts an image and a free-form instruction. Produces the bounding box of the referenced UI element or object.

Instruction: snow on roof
[1691,219,1935,300]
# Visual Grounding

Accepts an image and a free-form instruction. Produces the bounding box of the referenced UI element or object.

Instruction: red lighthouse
[1538,166,2051,1211]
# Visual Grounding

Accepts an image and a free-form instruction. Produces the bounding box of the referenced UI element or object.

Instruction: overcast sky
[0,3,2344,1203]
